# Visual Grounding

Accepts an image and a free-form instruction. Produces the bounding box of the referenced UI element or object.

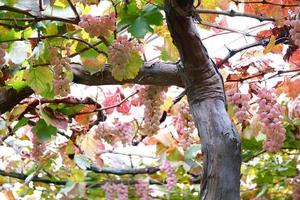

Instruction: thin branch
[67,0,80,23]
[197,9,275,22]
[232,0,299,7]
[217,39,269,68]
[0,169,66,185]
[243,150,266,162]
[200,21,258,38]
[0,35,107,57]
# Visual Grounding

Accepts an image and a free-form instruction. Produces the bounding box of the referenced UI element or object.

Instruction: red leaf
[288,49,300,69]
[102,88,131,114]
[116,100,131,114]
[211,17,228,33]
[275,77,300,99]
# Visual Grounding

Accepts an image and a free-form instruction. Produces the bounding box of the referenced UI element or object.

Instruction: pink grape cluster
[256,88,286,152]
[49,47,71,97]
[292,175,300,200]
[30,132,44,161]
[116,184,128,200]
[101,182,116,200]
[0,43,8,67]
[135,180,152,200]
[160,160,177,191]
[101,183,128,200]
[287,8,300,47]
[95,119,134,146]
[172,100,195,149]
[290,97,300,119]
[78,13,116,38]
[226,87,251,124]
[141,86,167,136]
[108,35,143,76]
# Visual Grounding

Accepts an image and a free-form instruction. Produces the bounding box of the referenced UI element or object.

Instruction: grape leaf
[5,70,27,92]
[111,52,143,81]
[32,119,57,142]
[118,3,163,38]
[26,66,54,99]
[128,16,152,38]
[13,117,29,132]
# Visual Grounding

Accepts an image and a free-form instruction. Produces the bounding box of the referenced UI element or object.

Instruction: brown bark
[164,1,241,199]
[0,62,182,114]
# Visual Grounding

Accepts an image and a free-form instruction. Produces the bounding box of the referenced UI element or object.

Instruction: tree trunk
[164,1,242,199]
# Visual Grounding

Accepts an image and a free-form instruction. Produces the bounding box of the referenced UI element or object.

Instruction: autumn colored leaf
[287,49,300,69]
[75,104,96,128]
[81,54,106,74]
[263,35,276,54]
[211,17,228,33]
[276,77,300,99]
[102,88,131,114]
[7,103,28,123]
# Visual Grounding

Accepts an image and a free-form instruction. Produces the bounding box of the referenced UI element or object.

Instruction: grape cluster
[292,175,300,200]
[79,13,116,38]
[135,180,152,200]
[141,86,167,136]
[101,182,115,200]
[172,100,196,149]
[0,43,8,68]
[116,184,128,200]
[160,160,177,191]
[290,97,300,119]
[30,132,44,161]
[95,119,134,146]
[49,47,71,97]
[101,182,128,200]
[256,88,286,152]
[288,8,300,47]
[108,35,143,76]
[226,87,251,124]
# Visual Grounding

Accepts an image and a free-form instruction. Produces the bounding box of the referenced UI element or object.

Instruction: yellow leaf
[81,54,106,74]
[263,35,276,54]
[155,25,179,61]
[6,103,28,124]
[77,132,105,159]
[161,97,173,111]
[153,131,176,148]
[199,0,218,28]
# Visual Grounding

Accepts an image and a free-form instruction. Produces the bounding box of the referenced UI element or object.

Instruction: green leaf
[111,51,143,81]
[32,119,57,142]
[27,66,54,99]
[142,4,163,26]
[13,117,28,132]
[48,103,84,116]
[128,16,152,38]
[5,70,27,91]
[292,118,300,126]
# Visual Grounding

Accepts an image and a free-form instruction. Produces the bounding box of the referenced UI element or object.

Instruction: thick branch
[0,87,33,115]
[72,62,182,87]
[0,62,182,114]
[89,165,160,175]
